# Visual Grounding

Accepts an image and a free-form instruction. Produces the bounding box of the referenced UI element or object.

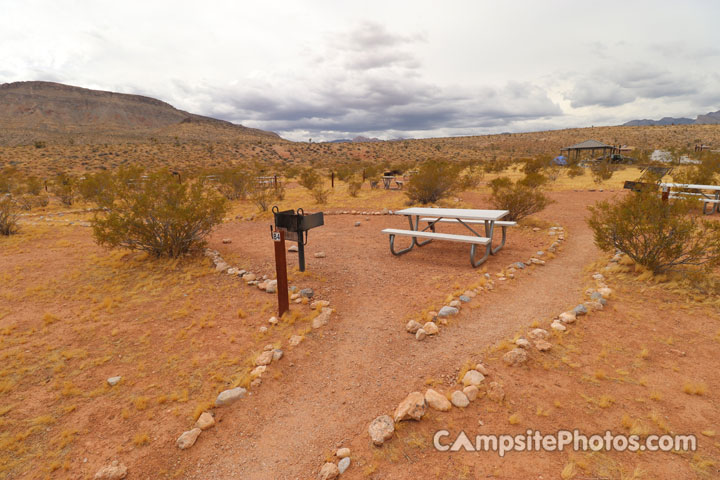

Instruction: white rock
[314,252,326,258]
[535,339,552,352]
[515,338,531,349]
[194,412,215,430]
[475,363,489,375]
[268,316,278,325]
[415,328,427,341]
[450,390,470,408]
[422,322,439,335]
[288,245,298,252]
[502,348,528,366]
[107,376,121,386]
[425,389,452,411]
[368,415,395,445]
[551,320,567,332]
[289,335,303,346]
[406,320,422,334]
[558,311,576,324]
[94,461,127,480]
[336,447,351,458]
[462,370,485,386]
[394,391,427,422]
[255,350,274,366]
[527,328,549,340]
[463,385,479,401]
[251,365,267,377]
[176,428,202,450]
[318,462,339,480]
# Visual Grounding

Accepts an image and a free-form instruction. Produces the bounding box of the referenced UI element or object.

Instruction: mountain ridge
[0,81,282,145]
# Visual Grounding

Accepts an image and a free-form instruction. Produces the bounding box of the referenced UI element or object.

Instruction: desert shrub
[347,176,363,197]
[78,171,115,205]
[299,168,322,191]
[250,182,275,212]
[0,167,18,194]
[490,176,550,221]
[216,167,254,200]
[672,152,720,185]
[588,189,720,273]
[0,195,19,235]
[92,170,227,257]
[405,159,477,204]
[52,173,76,206]
[25,176,43,195]
[566,164,584,178]
[311,186,330,204]
[590,160,616,184]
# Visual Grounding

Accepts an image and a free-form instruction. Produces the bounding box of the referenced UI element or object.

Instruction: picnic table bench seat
[381,228,492,266]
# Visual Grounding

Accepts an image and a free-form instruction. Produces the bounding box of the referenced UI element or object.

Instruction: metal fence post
[272,228,290,317]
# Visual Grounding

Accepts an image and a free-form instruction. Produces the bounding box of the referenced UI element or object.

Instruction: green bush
[588,189,720,273]
[0,195,19,235]
[216,167,254,200]
[405,159,478,204]
[347,176,363,197]
[52,173,76,206]
[299,168,322,191]
[92,170,227,257]
[490,176,550,221]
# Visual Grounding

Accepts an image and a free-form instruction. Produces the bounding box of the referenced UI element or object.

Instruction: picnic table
[659,183,720,214]
[381,207,514,267]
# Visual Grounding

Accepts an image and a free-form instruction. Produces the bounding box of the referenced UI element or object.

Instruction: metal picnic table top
[659,183,720,191]
[393,207,509,221]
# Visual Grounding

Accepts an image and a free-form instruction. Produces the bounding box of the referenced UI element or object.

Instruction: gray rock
[573,304,588,316]
[536,251,544,256]
[514,262,526,269]
[289,286,298,292]
[590,291,603,301]
[354,221,361,227]
[300,288,314,298]
[338,457,351,474]
[107,376,122,386]
[459,295,471,303]
[438,306,459,317]
[215,387,246,406]
[272,349,284,361]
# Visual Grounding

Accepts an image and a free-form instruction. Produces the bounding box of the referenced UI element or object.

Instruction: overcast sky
[1,0,719,141]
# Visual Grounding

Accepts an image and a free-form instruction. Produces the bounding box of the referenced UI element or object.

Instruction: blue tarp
[553,155,568,166]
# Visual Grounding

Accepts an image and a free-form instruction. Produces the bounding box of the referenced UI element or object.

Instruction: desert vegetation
[2,124,720,479]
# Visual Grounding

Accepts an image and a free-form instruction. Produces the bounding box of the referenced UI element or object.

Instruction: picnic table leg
[388,215,418,255]
[483,220,502,255]
[469,243,491,267]
[414,215,433,247]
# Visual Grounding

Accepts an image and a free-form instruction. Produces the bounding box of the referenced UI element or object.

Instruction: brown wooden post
[272,228,290,317]
[661,186,670,202]
[331,171,335,188]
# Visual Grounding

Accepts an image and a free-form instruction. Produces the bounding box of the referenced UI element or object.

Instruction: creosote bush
[0,195,20,235]
[588,189,720,273]
[92,169,228,257]
[490,176,550,221]
[405,159,480,204]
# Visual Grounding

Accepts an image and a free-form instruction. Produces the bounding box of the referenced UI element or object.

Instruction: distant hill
[0,81,282,145]
[622,110,720,126]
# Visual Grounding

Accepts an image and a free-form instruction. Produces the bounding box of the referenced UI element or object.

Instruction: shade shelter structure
[560,140,617,162]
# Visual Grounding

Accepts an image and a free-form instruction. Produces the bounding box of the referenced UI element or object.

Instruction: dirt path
[181,191,615,479]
